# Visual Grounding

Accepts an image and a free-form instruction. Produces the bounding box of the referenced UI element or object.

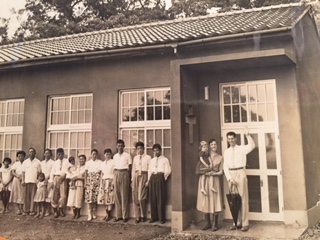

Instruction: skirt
[84,172,100,203]
[34,187,46,203]
[67,184,84,208]
[97,178,114,205]
[9,177,25,204]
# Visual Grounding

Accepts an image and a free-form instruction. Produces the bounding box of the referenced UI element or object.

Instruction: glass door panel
[248,175,262,213]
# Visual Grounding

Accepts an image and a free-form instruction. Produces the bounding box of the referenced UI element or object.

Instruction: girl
[84,149,102,221]
[197,141,214,195]
[33,172,47,218]
[0,157,13,214]
[10,151,26,215]
[67,155,86,219]
[97,149,114,221]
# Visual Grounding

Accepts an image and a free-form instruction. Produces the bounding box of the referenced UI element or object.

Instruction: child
[198,141,215,195]
[33,172,47,218]
[10,151,26,215]
[0,157,13,214]
[66,157,76,190]
[98,149,114,221]
[67,154,86,219]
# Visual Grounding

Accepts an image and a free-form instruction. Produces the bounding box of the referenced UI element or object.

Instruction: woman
[196,138,223,231]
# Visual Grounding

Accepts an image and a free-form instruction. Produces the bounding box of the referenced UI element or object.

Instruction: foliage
[0,18,9,44]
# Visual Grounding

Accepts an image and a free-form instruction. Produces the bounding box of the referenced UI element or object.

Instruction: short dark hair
[135,141,144,149]
[104,148,112,155]
[78,154,87,160]
[56,148,64,154]
[37,172,45,179]
[117,139,125,145]
[208,139,217,145]
[16,150,26,158]
[226,132,236,138]
[68,156,75,163]
[3,157,12,164]
[152,143,161,151]
[29,147,36,153]
[44,149,53,156]
[91,149,98,154]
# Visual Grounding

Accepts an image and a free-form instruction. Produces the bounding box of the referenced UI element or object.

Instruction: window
[221,81,277,125]
[0,99,24,160]
[119,88,171,158]
[47,94,92,158]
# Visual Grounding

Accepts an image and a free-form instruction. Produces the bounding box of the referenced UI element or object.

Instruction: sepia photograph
[1,0,320,239]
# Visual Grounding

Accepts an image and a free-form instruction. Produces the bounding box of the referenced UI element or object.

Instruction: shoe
[123,218,128,223]
[211,226,219,231]
[29,212,36,216]
[34,213,40,218]
[114,217,123,222]
[141,217,146,222]
[202,223,212,230]
[135,218,141,224]
[53,208,59,218]
[229,225,242,230]
[241,226,249,232]
[160,220,166,224]
[149,219,157,223]
[44,212,50,217]
[17,211,22,215]
[59,208,65,217]
[22,212,29,216]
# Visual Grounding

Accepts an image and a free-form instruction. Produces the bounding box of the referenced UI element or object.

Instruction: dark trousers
[24,183,37,213]
[149,173,166,221]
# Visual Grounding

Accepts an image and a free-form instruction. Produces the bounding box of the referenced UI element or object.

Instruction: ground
[0,213,317,240]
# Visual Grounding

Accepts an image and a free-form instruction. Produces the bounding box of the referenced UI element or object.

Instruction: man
[223,127,255,232]
[147,143,171,224]
[113,139,132,223]
[41,149,54,216]
[131,141,151,223]
[21,147,41,216]
[51,148,69,217]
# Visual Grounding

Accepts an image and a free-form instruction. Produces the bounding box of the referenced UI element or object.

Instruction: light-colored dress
[67,165,85,208]
[0,166,13,191]
[10,161,25,204]
[98,159,114,205]
[196,154,223,213]
[34,181,47,202]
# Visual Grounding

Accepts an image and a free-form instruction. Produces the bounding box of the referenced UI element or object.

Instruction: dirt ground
[0,213,170,240]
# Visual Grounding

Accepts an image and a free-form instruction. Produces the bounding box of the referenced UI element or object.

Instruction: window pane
[71,111,78,124]
[138,130,144,143]
[155,106,162,120]
[246,133,259,169]
[50,133,56,148]
[85,110,91,123]
[257,85,266,102]
[163,148,171,159]
[79,97,85,109]
[163,90,170,104]
[266,83,274,102]
[164,106,170,120]
[57,133,64,148]
[52,99,58,111]
[240,105,247,122]
[266,133,277,169]
[78,110,85,124]
[8,102,13,114]
[154,91,162,105]
[146,92,154,105]
[85,132,91,148]
[17,134,22,147]
[64,111,70,124]
[232,105,240,122]
[14,101,20,113]
[6,115,13,126]
[163,129,171,147]
[122,130,130,148]
[248,175,262,212]
[155,129,162,144]
[223,87,231,104]
[224,106,231,123]
[249,85,257,102]
[123,93,129,107]
[64,132,69,148]
[232,87,239,104]
[249,104,257,122]
[59,98,65,111]
[268,176,279,213]
[78,132,84,148]
[258,103,266,122]
[147,130,154,147]
[72,97,78,110]
[11,134,17,148]
[51,112,57,125]
[5,135,11,149]
[19,114,24,126]
[130,130,139,148]
[267,103,275,121]
[58,112,64,124]
[240,85,247,103]
[130,93,138,107]
[86,96,92,109]
[131,108,138,121]
[70,132,77,148]
[147,107,154,120]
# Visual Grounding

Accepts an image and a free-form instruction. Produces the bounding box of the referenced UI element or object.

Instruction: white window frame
[46,94,93,158]
[0,99,24,160]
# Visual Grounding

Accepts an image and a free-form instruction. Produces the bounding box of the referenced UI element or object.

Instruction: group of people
[196,127,255,232]
[0,140,172,224]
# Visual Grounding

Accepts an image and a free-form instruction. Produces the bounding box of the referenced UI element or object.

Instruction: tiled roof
[0,3,310,65]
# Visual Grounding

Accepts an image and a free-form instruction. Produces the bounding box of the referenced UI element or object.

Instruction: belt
[152,172,164,175]
[115,169,128,172]
[229,167,244,171]
[135,171,148,174]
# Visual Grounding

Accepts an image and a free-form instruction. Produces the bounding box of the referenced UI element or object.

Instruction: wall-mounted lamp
[204,86,209,100]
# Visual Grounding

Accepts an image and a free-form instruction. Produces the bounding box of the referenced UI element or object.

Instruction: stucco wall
[293,15,320,211]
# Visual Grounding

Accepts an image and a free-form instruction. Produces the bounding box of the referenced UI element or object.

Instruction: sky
[0,0,26,37]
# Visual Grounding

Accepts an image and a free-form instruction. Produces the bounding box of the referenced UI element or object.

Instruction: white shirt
[0,166,13,191]
[51,158,69,177]
[11,161,23,176]
[148,155,171,181]
[113,152,132,170]
[223,135,255,181]
[132,154,151,180]
[40,159,54,181]
[85,159,102,173]
[100,159,114,179]
[22,158,41,183]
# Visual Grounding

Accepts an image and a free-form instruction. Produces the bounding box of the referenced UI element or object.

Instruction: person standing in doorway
[223,126,255,232]
[21,148,41,216]
[147,143,171,224]
[113,139,132,223]
[132,141,151,223]
[51,148,69,218]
